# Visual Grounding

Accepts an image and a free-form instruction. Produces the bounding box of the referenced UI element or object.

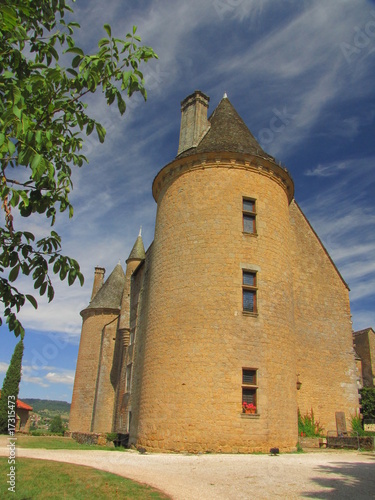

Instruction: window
[243,271,257,313]
[242,368,258,414]
[126,364,132,393]
[243,198,256,234]
[130,329,135,345]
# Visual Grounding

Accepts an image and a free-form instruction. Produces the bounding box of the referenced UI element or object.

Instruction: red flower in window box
[242,402,256,414]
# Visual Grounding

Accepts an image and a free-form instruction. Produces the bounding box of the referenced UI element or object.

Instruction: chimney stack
[91,266,105,301]
[177,90,210,155]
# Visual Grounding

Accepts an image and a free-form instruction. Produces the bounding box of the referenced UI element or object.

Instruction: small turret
[126,228,146,271]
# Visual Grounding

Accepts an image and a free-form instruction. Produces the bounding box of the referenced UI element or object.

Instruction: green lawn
[14,434,127,451]
[0,457,170,499]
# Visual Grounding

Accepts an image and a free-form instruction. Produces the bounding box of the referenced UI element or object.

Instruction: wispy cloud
[305,161,349,177]
[0,362,8,374]
[300,156,375,313]
[21,364,76,388]
[45,371,75,386]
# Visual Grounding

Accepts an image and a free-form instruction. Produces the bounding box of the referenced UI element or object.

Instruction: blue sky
[1,0,375,403]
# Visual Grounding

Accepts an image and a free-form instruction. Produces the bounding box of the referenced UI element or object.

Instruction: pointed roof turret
[86,262,126,310]
[177,95,272,160]
[126,228,146,263]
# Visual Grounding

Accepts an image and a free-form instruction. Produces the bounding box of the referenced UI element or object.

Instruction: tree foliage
[49,414,64,434]
[0,338,24,433]
[0,0,158,337]
[360,387,375,420]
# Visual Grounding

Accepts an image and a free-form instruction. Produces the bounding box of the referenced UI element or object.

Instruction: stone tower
[69,263,126,432]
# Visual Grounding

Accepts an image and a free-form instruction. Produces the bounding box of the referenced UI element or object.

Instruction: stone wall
[354,330,375,387]
[289,202,359,433]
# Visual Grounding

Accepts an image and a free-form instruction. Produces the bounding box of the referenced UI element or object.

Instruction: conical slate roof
[177,96,272,159]
[126,233,146,262]
[87,262,125,310]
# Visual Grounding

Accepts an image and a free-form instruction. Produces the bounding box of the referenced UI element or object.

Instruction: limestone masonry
[70,91,367,453]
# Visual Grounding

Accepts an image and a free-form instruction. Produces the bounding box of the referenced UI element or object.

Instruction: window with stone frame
[243,270,257,313]
[126,364,132,393]
[243,197,257,234]
[242,368,258,413]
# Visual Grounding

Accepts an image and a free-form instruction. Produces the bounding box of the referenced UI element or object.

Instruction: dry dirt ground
[1,437,375,499]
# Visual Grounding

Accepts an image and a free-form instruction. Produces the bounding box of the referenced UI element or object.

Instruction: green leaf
[8,140,16,156]
[9,265,20,283]
[72,55,82,68]
[47,285,55,302]
[86,121,95,136]
[103,24,112,37]
[117,93,126,115]
[65,47,85,56]
[26,295,38,309]
[95,123,106,143]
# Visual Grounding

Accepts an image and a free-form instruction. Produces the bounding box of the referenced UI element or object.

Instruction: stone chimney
[177,90,210,155]
[91,266,105,301]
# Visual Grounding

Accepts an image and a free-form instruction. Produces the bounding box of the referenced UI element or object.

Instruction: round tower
[131,92,298,453]
[69,263,125,433]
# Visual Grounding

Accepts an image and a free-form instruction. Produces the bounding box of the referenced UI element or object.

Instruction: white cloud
[45,371,75,386]
[21,375,49,388]
[0,362,9,374]
[305,161,349,177]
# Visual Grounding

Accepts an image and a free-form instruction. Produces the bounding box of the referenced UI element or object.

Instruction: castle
[69,91,361,452]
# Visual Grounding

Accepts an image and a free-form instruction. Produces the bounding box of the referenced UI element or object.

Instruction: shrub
[298,408,324,437]
[49,416,64,435]
[350,414,366,436]
[360,387,375,420]
[106,433,118,442]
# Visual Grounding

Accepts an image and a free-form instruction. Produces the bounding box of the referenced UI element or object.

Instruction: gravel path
[1,438,374,499]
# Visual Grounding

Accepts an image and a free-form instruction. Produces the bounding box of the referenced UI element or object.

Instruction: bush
[49,416,64,435]
[350,414,366,436]
[106,433,118,442]
[30,430,52,436]
[298,408,324,437]
[360,387,375,420]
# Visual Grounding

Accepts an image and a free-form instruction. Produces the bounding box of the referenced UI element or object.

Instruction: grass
[13,434,128,451]
[0,457,170,499]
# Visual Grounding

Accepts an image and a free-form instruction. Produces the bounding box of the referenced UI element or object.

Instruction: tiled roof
[87,262,126,310]
[16,399,33,411]
[177,96,273,160]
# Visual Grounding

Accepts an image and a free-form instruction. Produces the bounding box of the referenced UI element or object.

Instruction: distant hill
[22,399,71,414]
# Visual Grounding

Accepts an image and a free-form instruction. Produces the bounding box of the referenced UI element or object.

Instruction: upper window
[243,271,257,313]
[243,198,256,234]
